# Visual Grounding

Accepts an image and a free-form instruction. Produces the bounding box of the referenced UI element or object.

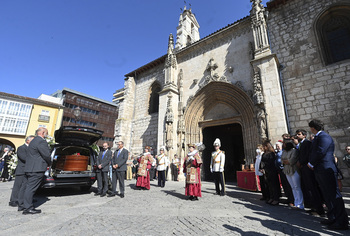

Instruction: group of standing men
[94,141,128,198]
[9,127,51,215]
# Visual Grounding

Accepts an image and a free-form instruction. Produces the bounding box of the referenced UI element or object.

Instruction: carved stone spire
[250,0,270,56]
[165,34,177,69]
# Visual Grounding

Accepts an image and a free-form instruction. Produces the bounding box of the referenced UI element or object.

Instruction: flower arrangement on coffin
[8,153,17,178]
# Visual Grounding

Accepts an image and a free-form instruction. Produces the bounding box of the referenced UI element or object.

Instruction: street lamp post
[73,106,81,126]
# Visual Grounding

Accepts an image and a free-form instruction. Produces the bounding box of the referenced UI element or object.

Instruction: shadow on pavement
[162,190,188,200]
[222,182,344,235]
[222,224,268,236]
[37,186,92,197]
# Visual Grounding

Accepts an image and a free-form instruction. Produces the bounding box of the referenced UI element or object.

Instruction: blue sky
[0,0,269,102]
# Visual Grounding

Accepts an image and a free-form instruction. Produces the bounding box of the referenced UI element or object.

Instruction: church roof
[124,14,250,78]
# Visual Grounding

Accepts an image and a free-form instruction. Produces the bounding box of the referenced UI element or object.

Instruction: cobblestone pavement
[0,179,349,236]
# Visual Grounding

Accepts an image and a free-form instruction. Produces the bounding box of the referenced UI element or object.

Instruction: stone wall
[128,65,164,155]
[267,0,350,184]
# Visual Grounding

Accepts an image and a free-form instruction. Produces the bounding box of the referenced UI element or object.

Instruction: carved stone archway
[184,82,258,164]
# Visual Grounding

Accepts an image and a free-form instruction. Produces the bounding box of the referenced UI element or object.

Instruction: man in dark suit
[108,141,128,198]
[308,119,348,230]
[22,128,51,215]
[95,142,112,197]
[296,129,325,216]
[9,135,35,208]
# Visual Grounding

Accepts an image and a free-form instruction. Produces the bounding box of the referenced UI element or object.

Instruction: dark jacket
[298,139,312,166]
[15,144,28,175]
[112,148,128,172]
[309,131,336,172]
[96,149,112,172]
[24,136,51,173]
[261,152,277,172]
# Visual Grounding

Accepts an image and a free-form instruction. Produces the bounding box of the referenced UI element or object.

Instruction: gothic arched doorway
[184,81,258,179]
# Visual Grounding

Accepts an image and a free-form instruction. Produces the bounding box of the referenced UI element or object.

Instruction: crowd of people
[2,118,349,231]
[255,119,349,230]
[92,138,227,203]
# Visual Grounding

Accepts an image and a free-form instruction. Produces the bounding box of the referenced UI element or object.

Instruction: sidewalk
[0,180,349,235]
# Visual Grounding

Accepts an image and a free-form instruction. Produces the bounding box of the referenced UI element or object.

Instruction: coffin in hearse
[42,126,103,191]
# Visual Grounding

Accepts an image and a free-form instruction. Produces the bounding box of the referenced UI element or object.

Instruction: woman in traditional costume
[183,143,202,200]
[136,146,153,190]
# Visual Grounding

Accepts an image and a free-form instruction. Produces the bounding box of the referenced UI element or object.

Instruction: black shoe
[107,194,116,197]
[100,193,106,197]
[321,219,335,225]
[214,192,220,195]
[18,207,24,211]
[9,201,18,207]
[94,193,101,196]
[23,209,41,215]
[327,224,349,230]
[188,196,194,200]
[191,196,198,201]
[270,200,279,206]
[120,194,124,198]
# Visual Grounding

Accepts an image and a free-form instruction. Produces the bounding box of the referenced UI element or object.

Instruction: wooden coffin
[56,155,89,171]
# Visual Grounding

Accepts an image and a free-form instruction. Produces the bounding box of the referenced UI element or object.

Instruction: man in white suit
[210,138,225,196]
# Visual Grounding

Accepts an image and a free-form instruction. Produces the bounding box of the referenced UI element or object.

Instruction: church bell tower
[175,5,200,50]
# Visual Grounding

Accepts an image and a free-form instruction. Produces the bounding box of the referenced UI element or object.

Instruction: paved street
[0,179,349,236]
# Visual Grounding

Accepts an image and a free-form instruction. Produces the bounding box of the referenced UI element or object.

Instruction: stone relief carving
[165,94,174,150]
[252,67,264,105]
[199,58,230,89]
[186,95,194,107]
[165,94,174,123]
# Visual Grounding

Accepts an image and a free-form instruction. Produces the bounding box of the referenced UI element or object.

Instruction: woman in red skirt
[183,143,202,200]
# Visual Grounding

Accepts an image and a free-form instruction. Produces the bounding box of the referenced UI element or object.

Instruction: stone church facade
[114,0,350,181]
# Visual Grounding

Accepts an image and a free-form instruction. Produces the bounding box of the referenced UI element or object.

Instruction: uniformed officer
[210,138,225,196]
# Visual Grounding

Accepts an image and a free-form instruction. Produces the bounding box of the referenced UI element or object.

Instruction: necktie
[117,149,121,158]
[102,150,106,159]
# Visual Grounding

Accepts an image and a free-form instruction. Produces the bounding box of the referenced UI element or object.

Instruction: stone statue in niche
[257,108,267,140]
[166,122,173,150]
